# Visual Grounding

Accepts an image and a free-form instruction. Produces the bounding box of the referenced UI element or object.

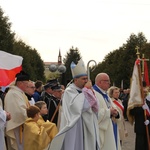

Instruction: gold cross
[135,46,140,58]
[135,46,149,75]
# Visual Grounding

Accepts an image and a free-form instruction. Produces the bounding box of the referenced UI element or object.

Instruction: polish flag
[0,51,23,86]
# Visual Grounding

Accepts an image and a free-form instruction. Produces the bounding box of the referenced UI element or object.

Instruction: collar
[72,83,82,92]
[93,85,107,94]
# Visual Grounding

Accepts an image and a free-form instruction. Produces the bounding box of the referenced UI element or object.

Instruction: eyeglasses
[101,80,111,83]
[28,86,36,89]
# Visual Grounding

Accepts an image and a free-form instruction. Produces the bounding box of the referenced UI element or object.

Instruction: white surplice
[5,86,29,150]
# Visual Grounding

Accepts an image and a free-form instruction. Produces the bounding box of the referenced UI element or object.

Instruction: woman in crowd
[108,86,127,146]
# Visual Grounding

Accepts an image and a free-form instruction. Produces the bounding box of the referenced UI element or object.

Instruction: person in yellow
[24,105,51,150]
[35,101,58,141]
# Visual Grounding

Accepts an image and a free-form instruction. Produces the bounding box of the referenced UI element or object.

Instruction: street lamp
[49,64,66,84]
[57,65,67,73]
[49,64,66,73]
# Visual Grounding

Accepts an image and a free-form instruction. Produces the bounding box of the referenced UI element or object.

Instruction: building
[44,49,62,79]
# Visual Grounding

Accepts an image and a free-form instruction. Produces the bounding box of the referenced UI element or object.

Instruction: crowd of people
[0,71,63,150]
[0,58,150,150]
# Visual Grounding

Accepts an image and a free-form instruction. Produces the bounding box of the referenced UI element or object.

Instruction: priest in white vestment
[48,59,100,150]
[93,73,121,150]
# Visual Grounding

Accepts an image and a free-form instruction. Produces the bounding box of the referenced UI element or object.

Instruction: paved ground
[122,121,135,150]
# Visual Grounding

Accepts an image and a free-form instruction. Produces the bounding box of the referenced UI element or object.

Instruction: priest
[5,71,30,150]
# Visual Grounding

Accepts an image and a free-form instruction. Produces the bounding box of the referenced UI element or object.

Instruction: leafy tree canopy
[0,7,15,52]
[91,32,150,89]
[63,46,81,86]
[0,7,46,82]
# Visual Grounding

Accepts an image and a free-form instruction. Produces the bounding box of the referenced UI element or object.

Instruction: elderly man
[25,81,36,105]
[5,71,30,150]
[48,59,100,150]
[93,73,121,150]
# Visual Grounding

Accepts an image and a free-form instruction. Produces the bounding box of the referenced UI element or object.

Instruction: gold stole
[20,93,30,144]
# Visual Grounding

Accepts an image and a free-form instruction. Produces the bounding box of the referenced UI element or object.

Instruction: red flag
[144,60,149,86]
[0,51,23,86]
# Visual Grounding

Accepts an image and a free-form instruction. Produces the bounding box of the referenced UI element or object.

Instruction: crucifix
[135,46,140,59]
[135,46,149,76]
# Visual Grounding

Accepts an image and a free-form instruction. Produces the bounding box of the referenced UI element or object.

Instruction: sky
[0,0,150,66]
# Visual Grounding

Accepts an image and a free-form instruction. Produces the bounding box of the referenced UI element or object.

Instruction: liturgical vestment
[48,83,100,150]
[93,86,121,150]
[5,86,30,150]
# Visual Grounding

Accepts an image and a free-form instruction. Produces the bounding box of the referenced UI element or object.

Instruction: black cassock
[130,99,150,150]
[43,92,60,125]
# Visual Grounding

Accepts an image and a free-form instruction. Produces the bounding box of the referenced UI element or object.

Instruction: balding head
[95,73,109,84]
[95,73,110,91]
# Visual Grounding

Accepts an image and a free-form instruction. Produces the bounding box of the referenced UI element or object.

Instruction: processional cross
[135,45,150,150]
[135,46,149,76]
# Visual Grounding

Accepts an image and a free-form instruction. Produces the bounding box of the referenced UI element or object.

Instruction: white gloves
[142,103,149,110]
[144,120,150,125]
[143,103,150,125]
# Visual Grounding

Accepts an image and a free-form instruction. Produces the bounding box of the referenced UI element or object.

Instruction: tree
[0,7,15,52]
[0,6,46,82]
[13,40,46,82]
[92,32,149,89]
[63,46,81,86]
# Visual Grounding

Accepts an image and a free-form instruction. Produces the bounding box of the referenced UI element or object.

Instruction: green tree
[0,7,46,82]
[0,7,15,52]
[13,40,46,82]
[63,46,81,86]
[92,32,149,88]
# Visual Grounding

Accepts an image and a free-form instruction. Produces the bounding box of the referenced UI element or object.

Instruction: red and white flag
[0,51,23,86]
[127,59,143,124]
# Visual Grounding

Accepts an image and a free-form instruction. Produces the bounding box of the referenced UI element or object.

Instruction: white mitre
[70,59,87,78]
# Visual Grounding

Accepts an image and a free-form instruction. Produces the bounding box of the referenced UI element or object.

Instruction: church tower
[58,49,62,65]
